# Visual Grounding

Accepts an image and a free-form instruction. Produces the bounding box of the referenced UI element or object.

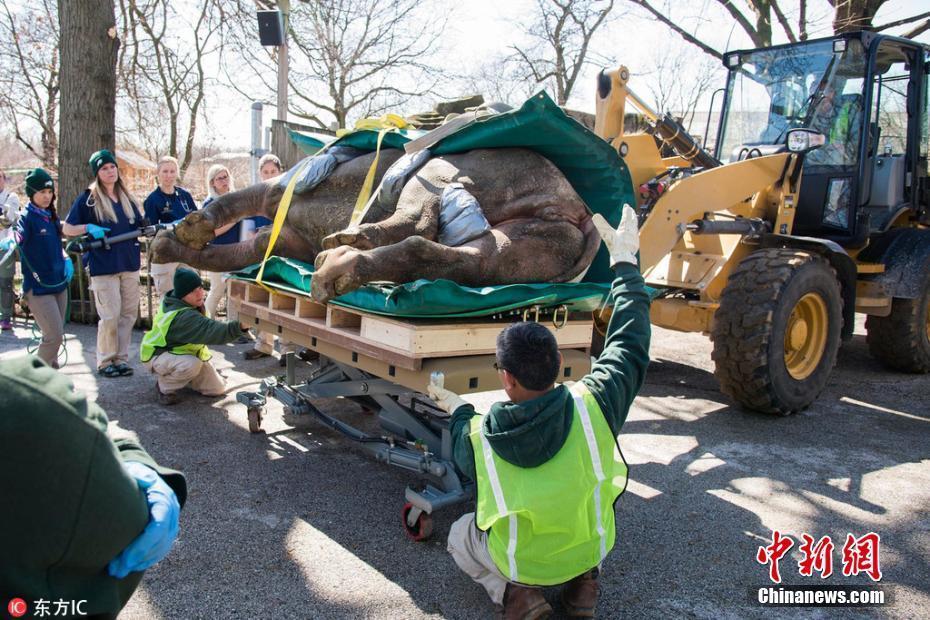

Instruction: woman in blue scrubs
[11,169,72,366]
[143,156,199,298]
[62,149,145,379]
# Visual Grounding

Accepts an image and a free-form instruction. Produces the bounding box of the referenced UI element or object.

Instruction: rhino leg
[321,168,443,251]
[311,217,597,303]
[151,226,277,272]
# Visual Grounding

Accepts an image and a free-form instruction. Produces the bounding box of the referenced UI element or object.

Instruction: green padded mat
[231,257,611,319]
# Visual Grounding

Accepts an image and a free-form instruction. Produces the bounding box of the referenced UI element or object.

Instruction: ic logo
[7,598,27,618]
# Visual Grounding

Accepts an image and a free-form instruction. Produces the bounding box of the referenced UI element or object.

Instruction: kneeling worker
[141,267,249,405]
[428,206,650,619]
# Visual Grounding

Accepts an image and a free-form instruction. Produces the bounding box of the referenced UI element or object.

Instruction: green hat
[88,149,118,177]
[24,168,54,198]
[173,267,203,299]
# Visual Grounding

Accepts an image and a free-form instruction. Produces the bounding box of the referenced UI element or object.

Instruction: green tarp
[231,257,611,318]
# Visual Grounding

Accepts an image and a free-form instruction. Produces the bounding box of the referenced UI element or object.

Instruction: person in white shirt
[0,169,22,331]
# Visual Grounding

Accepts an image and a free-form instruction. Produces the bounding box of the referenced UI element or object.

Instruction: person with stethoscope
[143,156,199,298]
[3,169,73,367]
[62,149,145,379]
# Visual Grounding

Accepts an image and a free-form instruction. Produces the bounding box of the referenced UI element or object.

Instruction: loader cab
[716,33,930,245]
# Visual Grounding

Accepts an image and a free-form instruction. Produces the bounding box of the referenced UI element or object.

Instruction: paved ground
[2,314,927,619]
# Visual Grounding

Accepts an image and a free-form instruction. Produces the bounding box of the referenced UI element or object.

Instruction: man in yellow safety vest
[141,267,250,405]
[429,206,650,619]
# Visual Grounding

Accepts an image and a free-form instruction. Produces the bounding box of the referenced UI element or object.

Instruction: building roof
[115,150,157,170]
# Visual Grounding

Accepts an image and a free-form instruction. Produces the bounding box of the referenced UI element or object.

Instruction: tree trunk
[58,1,119,207]
[833,0,886,33]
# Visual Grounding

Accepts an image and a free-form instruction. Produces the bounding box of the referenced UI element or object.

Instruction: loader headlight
[786,127,827,153]
[786,129,826,153]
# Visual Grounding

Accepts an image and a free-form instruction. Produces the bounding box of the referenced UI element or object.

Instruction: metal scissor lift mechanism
[237,353,472,540]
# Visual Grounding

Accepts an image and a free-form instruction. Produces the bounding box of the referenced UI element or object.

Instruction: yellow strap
[342,114,409,226]
[255,113,408,291]
[255,157,312,292]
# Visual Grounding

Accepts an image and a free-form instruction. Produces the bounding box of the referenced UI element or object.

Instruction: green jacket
[144,290,245,359]
[450,263,650,482]
[0,356,187,618]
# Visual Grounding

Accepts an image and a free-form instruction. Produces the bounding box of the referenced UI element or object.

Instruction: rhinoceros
[150,147,600,303]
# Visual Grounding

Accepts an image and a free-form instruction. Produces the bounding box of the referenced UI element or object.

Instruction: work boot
[561,570,599,617]
[243,348,271,360]
[156,383,180,406]
[497,584,551,620]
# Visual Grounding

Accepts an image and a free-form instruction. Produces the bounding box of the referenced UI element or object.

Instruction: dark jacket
[0,356,187,618]
[449,263,651,482]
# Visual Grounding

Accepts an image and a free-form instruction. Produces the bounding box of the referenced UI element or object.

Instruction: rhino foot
[311,246,364,303]
[321,228,374,251]
[150,231,181,264]
[174,210,216,250]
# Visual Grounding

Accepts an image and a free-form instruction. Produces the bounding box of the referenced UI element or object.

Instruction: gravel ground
[1,314,927,619]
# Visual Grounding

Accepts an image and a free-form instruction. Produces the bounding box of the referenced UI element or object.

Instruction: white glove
[592,204,639,267]
[427,383,468,414]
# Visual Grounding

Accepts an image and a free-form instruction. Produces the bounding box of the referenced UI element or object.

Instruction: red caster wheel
[402,502,434,541]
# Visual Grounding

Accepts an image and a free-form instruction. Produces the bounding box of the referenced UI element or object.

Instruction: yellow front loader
[595,31,930,414]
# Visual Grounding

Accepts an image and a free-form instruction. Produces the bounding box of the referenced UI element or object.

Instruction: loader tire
[711,249,843,415]
[865,271,930,373]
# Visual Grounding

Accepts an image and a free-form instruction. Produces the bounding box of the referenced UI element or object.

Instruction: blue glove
[63,256,74,282]
[0,238,14,251]
[86,224,110,240]
[108,461,181,579]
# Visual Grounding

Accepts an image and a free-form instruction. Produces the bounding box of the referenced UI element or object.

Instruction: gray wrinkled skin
[150,148,600,303]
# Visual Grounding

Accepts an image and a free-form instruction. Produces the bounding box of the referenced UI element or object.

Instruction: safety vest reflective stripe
[571,388,608,562]
[477,423,519,579]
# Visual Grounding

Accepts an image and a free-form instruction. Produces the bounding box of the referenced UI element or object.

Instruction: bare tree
[222,0,446,130]
[626,0,929,59]
[642,42,723,132]
[0,0,60,169]
[59,0,119,206]
[509,0,616,105]
[117,0,228,174]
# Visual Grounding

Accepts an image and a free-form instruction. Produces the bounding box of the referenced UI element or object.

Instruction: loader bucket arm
[639,153,790,274]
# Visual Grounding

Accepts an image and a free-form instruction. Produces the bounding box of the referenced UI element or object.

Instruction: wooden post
[277,0,289,123]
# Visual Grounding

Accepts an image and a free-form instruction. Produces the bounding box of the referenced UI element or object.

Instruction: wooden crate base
[229,280,594,370]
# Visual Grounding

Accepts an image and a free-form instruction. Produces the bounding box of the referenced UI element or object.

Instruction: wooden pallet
[228,280,593,372]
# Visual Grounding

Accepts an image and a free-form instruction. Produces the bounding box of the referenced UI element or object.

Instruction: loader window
[717,39,866,164]
[863,43,914,216]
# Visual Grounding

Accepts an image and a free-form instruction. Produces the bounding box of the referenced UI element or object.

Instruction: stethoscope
[160,188,194,215]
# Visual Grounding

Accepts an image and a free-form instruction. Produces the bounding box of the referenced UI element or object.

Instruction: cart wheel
[247,407,264,433]
[402,502,434,541]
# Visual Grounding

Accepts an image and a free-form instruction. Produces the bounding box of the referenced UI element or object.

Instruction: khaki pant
[150,262,190,299]
[25,290,67,365]
[205,271,233,320]
[145,353,226,395]
[90,271,139,369]
[448,512,511,605]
